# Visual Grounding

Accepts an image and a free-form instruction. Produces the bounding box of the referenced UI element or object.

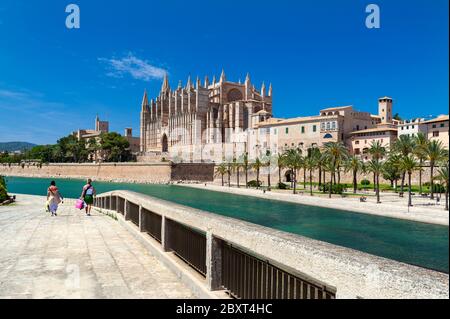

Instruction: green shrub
[320,183,345,194]
[361,179,371,186]
[0,176,8,202]
[247,180,262,188]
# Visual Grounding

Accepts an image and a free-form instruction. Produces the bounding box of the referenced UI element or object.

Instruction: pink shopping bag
[75,199,84,209]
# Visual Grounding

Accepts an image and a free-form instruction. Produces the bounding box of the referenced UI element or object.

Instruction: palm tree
[435,164,449,211]
[413,133,428,194]
[226,160,233,187]
[304,155,317,196]
[322,160,336,198]
[398,155,420,207]
[252,157,263,189]
[367,159,384,203]
[393,135,415,197]
[311,148,323,188]
[345,155,364,193]
[241,152,250,188]
[323,142,348,185]
[233,157,241,188]
[215,163,227,186]
[263,151,273,191]
[425,140,448,199]
[284,148,303,194]
[276,153,286,185]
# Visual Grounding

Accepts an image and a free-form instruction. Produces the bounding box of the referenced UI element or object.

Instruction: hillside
[0,142,37,152]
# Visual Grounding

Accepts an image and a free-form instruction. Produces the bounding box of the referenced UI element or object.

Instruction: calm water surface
[5,176,449,273]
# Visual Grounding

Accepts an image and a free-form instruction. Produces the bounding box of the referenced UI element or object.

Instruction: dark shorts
[84,195,94,205]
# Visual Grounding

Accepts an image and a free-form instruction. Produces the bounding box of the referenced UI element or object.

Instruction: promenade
[0,195,195,299]
[183,183,450,226]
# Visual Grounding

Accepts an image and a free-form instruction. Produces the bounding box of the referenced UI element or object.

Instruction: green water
[5,176,449,273]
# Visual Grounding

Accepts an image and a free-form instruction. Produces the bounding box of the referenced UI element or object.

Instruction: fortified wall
[0,162,214,183]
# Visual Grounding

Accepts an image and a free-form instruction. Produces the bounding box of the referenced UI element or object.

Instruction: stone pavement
[0,195,196,299]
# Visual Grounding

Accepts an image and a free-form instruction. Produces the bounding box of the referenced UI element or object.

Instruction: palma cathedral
[139,70,273,162]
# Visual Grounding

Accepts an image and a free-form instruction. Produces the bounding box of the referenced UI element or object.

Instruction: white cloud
[99,53,167,81]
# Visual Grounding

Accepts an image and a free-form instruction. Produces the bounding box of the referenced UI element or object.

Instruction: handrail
[94,190,449,299]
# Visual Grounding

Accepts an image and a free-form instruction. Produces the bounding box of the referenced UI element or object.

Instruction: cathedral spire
[245,72,251,84]
[268,83,273,97]
[161,73,170,93]
[141,90,149,112]
[261,82,266,97]
[204,75,209,88]
[186,75,192,90]
[196,76,201,89]
[220,69,226,82]
[212,75,216,85]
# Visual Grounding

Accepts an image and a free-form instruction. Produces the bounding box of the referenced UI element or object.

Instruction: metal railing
[92,190,338,299]
[117,197,125,215]
[127,201,140,227]
[166,218,207,276]
[222,243,335,299]
[142,208,162,242]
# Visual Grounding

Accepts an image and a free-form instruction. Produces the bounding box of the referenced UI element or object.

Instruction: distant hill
[0,142,37,152]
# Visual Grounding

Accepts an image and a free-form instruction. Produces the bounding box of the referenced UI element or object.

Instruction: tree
[323,142,348,185]
[276,153,286,185]
[215,163,227,186]
[233,157,241,188]
[398,155,420,207]
[241,152,250,188]
[252,157,264,189]
[367,159,384,203]
[284,148,302,194]
[262,151,273,191]
[383,154,401,191]
[435,165,449,211]
[345,155,363,193]
[99,132,131,162]
[425,140,448,199]
[322,160,336,198]
[304,154,317,196]
[392,135,415,197]
[226,160,233,187]
[367,141,387,204]
[413,133,428,194]
[0,175,9,202]
[393,113,403,121]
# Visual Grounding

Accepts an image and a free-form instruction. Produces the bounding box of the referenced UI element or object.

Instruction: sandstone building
[140,71,272,162]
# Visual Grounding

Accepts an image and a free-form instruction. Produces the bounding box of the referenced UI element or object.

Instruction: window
[441,123,445,128]
[274,129,277,135]
[321,122,325,130]
[332,122,336,129]
[326,122,330,130]
[355,148,360,155]
[356,125,360,130]
[433,131,439,137]
[412,125,415,129]
[313,125,317,132]
[432,124,437,128]
[323,133,333,139]
[285,127,289,134]
[301,126,305,133]
[355,141,360,145]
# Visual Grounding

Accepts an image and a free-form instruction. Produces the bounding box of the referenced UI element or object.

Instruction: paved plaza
[0,195,196,299]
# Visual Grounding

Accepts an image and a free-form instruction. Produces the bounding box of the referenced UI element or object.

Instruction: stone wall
[0,162,214,183]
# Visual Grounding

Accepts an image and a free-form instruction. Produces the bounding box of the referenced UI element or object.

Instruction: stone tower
[378,97,393,124]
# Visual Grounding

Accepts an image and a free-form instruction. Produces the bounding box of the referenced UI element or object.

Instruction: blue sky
[0,0,448,145]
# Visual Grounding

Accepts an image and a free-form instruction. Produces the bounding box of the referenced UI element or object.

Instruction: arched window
[227,89,243,102]
[323,133,333,139]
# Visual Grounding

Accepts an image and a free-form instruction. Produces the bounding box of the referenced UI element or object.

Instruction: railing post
[206,231,222,291]
[116,196,119,213]
[161,216,170,252]
[124,199,129,220]
[139,205,144,232]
